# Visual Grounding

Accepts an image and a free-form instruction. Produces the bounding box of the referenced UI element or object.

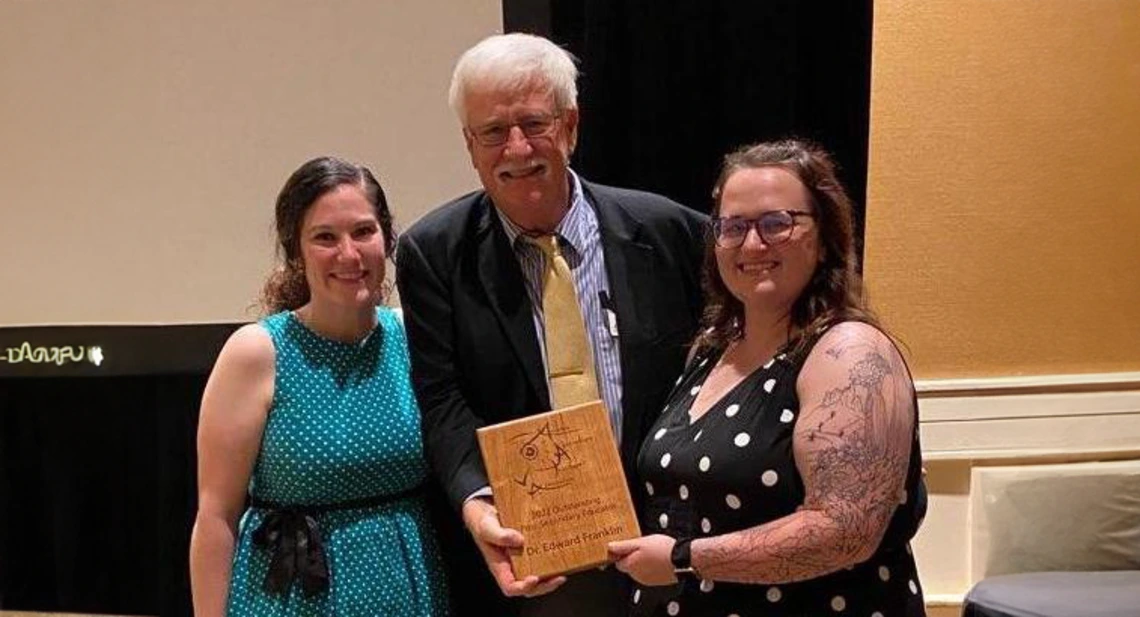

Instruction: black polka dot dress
[633,335,927,617]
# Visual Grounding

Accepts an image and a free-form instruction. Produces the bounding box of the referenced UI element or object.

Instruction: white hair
[448,33,579,124]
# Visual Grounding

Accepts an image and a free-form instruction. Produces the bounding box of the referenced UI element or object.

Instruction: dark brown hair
[695,138,879,353]
[259,156,395,314]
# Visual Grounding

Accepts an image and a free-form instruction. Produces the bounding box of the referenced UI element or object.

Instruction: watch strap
[671,536,694,573]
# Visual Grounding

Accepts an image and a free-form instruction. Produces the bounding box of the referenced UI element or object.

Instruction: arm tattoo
[693,335,914,585]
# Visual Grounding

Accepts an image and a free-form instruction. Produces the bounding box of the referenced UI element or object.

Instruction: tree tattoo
[692,329,914,585]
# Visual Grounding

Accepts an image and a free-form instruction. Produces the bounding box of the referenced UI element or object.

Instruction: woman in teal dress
[189,157,449,617]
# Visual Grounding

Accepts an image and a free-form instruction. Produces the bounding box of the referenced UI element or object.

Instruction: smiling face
[715,166,822,317]
[462,83,579,232]
[297,183,387,312]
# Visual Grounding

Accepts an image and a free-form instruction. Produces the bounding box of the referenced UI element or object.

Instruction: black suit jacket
[396,179,707,616]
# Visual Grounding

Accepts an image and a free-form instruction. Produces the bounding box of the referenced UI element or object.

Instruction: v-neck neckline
[681,345,788,428]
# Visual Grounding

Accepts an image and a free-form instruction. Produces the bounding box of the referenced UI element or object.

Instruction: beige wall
[868,1,1140,609]
[0,0,500,326]
[865,0,1140,379]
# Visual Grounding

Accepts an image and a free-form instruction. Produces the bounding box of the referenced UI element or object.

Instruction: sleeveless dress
[633,326,927,617]
[226,307,449,617]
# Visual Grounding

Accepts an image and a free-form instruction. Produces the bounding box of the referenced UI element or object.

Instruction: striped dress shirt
[494,171,625,444]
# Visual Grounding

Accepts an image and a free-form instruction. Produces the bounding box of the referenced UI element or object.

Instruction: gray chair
[962,461,1140,617]
[963,571,1140,617]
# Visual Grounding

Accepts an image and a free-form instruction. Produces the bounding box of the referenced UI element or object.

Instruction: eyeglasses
[711,210,816,248]
[467,113,561,147]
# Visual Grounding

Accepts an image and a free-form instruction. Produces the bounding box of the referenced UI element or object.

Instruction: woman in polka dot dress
[608,140,927,617]
[190,157,449,617]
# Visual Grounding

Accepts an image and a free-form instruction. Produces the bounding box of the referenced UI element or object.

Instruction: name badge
[605,308,619,339]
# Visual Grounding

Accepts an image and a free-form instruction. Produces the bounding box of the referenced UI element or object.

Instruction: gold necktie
[533,234,600,408]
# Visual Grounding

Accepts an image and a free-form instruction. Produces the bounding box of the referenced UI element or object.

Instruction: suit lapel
[588,182,656,347]
[473,197,550,408]
[586,182,657,462]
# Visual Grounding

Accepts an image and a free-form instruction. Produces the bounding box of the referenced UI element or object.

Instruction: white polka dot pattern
[632,336,926,616]
[227,308,448,617]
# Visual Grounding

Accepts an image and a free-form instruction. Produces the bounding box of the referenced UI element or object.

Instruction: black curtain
[0,375,202,617]
[0,323,235,616]
[507,0,873,254]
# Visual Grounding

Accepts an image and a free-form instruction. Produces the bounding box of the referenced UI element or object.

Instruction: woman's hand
[607,535,679,586]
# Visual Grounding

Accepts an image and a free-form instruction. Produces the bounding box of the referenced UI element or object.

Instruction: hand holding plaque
[476,400,642,579]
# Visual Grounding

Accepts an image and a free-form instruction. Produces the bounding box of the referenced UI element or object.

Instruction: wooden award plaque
[476,400,641,579]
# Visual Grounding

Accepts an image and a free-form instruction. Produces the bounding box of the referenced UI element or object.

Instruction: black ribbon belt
[249,483,424,597]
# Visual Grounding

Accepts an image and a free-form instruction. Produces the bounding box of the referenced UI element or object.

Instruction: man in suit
[396,33,707,617]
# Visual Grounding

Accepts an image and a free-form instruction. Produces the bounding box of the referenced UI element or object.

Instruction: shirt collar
[494,169,593,257]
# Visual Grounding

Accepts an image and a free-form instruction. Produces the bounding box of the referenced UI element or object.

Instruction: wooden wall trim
[916,372,1140,461]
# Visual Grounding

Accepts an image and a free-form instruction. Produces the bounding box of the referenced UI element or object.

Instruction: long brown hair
[259,156,395,314]
[695,139,879,354]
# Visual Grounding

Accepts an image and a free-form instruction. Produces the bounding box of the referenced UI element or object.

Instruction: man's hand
[607,535,679,586]
[462,497,567,598]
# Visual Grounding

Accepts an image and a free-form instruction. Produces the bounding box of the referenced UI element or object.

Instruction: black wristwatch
[671,537,697,578]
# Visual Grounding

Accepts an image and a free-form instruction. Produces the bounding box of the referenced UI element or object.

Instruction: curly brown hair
[259,156,396,314]
[695,139,879,354]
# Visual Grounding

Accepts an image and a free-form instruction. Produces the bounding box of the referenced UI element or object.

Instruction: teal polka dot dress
[226,307,449,617]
